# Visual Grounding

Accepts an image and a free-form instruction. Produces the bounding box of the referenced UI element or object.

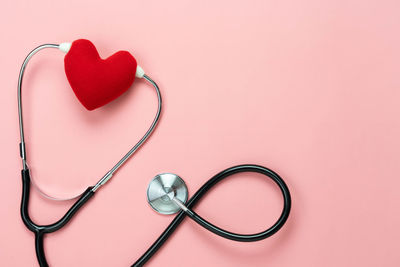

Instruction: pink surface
[1,0,399,266]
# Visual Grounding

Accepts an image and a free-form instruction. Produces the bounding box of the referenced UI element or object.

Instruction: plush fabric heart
[64,39,137,110]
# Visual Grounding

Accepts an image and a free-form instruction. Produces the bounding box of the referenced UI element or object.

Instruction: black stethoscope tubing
[20,169,95,267]
[21,164,291,266]
[133,164,291,266]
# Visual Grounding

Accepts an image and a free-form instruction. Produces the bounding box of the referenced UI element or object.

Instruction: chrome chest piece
[147,173,189,214]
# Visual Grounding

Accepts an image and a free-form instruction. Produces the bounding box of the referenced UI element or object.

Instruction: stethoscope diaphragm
[147,173,188,215]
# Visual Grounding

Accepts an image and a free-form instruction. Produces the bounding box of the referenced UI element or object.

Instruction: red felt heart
[64,39,137,110]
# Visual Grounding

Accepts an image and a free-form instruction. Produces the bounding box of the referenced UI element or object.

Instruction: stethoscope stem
[172,197,190,213]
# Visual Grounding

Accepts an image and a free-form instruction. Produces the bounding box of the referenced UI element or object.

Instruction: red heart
[64,39,137,110]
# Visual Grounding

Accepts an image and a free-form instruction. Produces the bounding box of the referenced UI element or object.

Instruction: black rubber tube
[132,164,291,266]
[35,232,48,267]
[20,169,95,267]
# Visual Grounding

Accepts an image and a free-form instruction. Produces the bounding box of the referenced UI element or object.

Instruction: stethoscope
[17,40,291,267]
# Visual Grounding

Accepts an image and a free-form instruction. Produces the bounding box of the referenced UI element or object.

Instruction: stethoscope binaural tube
[18,44,162,267]
[20,169,95,267]
[135,164,291,266]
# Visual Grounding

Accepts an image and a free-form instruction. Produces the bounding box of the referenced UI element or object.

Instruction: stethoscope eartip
[147,173,188,215]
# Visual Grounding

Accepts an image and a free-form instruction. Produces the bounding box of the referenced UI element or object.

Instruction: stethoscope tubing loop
[133,164,291,266]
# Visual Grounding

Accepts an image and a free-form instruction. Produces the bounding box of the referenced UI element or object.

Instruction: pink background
[1,0,399,266]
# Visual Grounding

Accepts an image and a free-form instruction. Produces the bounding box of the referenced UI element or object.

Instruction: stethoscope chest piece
[147,173,188,214]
